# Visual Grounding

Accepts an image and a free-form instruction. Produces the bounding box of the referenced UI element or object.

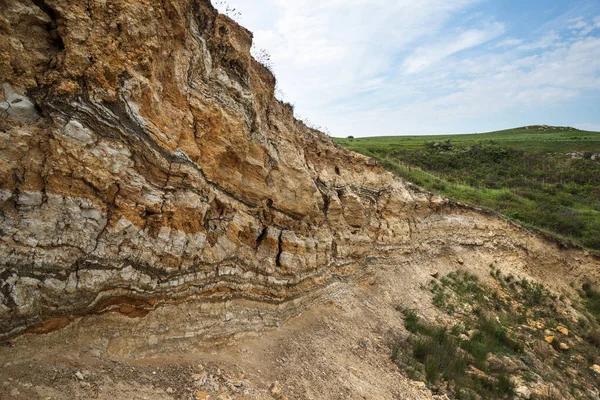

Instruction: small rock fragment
[196,391,210,400]
[270,381,283,395]
[558,343,569,351]
[468,365,486,378]
[75,371,84,381]
[591,364,600,375]
[270,381,286,399]
[515,385,531,399]
[193,373,207,387]
[556,326,568,336]
[466,329,479,338]
[487,354,504,371]
[79,381,91,389]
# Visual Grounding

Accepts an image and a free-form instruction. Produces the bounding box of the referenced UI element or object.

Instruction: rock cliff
[0,0,597,343]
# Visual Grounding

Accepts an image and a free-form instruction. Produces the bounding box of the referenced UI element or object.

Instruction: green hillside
[336,125,600,153]
[334,126,600,253]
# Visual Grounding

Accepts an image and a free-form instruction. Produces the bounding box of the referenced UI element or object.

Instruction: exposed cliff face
[0,0,597,343]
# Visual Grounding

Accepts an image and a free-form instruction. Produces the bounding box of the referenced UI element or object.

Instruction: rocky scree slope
[0,0,597,342]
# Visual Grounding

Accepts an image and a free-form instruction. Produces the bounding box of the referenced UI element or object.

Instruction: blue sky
[215,0,600,137]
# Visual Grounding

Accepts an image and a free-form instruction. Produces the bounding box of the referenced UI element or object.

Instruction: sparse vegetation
[580,282,600,322]
[391,269,600,399]
[253,47,274,73]
[213,0,242,18]
[335,126,600,253]
[395,308,516,399]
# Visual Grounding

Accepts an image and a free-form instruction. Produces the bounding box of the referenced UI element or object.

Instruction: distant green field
[334,126,600,253]
[336,126,600,153]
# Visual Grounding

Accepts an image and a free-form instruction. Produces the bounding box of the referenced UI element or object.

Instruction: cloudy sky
[215,0,600,137]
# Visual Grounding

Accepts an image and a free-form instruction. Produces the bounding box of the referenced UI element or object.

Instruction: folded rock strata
[0,0,597,341]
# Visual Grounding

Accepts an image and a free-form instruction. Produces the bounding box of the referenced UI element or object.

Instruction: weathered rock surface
[0,0,598,343]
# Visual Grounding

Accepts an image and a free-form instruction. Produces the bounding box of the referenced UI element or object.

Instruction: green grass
[581,283,600,323]
[393,270,600,399]
[335,125,600,153]
[413,326,468,383]
[334,126,600,253]
[403,310,423,334]
[397,306,517,399]
[399,317,516,399]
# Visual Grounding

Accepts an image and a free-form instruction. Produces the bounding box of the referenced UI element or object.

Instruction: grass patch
[413,327,468,383]
[581,283,600,322]
[393,270,600,399]
[397,315,515,399]
[465,312,524,365]
[585,329,600,349]
[403,310,423,334]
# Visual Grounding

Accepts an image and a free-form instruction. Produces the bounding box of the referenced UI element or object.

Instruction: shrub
[581,282,600,321]
[585,329,600,349]
[404,310,423,334]
[412,327,467,383]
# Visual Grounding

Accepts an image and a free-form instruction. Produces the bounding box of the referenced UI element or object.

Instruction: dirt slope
[3,244,595,400]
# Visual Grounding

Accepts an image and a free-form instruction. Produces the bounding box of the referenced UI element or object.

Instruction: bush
[413,327,467,383]
[581,283,600,322]
[585,329,600,349]
[404,310,423,334]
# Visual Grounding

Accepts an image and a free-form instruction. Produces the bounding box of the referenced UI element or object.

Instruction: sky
[214,0,600,137]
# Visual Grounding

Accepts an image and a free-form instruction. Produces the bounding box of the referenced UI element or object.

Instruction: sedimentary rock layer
[0,0,597,340]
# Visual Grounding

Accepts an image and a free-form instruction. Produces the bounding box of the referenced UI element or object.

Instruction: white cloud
[496,38,523,48]
[569,19,588,30]
[402,23,505,74]
[376,35,600,128]
[218,0,483,106]
[574,123,600,132]
[517,32,561,51]
[568,17,595,36]
[216,2,600,136]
